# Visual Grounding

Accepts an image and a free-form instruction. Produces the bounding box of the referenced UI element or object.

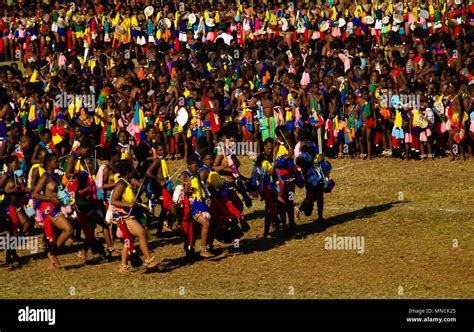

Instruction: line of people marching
[0,121,334,272]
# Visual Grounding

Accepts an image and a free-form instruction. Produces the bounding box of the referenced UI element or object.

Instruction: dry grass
[1,157,473,299]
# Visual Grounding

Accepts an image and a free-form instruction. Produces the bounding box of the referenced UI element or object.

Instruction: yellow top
[191,176,206,201]
[277,144,289,158]
[119,178,135,203]
[28,164,45,190]
[161,159,169,179]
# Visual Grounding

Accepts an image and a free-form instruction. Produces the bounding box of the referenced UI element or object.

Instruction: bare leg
[359,127,366,157]
[17,211,31,234]
[449,132,455,161]
[54,215,73,249]
[174,133,181,158]
[126,218,152,260]
[285,182,296,229]
[194,215,214,258]
[315,187,324,221]
[182,133,189,160]
[366,127,372,159]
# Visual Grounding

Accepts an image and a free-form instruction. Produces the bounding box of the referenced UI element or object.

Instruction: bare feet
[118,264,130,274]
[47,253,61,270]
[200,250,214,258]
[77,250,87,263]
[162,222,173,233]
[145,256,159,268]
[108,247,121,258]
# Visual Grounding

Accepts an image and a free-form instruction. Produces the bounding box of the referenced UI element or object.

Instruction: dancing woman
[111,160,159,273]
[295,125,332,223]
[249,138,281,239]
[146,143,174,235]
[177,155,215,258]
[0,155,31,267]
[32,154,74,270]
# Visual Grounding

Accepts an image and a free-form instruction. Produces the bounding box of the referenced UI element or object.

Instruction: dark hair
[256,153,267,167]
[187,154,201,166]
[80,138,93,149]
[118,129,130,139]
[145,125,155,133]
[117,160,133,176]
[103,148,120,161]
[263,137,274,146]
[5,155,19,166]
[43,153,57,168]
[275,125,288,139]
[40,128,51,136]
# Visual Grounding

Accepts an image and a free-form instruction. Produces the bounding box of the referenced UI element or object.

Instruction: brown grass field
[1,157,473,299]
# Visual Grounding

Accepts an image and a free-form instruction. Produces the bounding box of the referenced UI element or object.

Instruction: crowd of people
[0,0,473,272]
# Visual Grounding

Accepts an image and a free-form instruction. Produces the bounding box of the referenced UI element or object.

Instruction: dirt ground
[1,156,473,299]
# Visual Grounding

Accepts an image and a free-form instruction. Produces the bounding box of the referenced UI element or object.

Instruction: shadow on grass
[144,255,195,274]
[140,201,405,273]
[147,234,184,251]
[62,256,111,270]
[244,209,266,222]
[8,201,404,272]
[218,201,405,258]
[297,201,406,236]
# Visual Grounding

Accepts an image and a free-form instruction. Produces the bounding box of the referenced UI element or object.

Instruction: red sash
[210,112,221,133]
[40,202,56,245]
[8,205,20,236]
[181,196,194,247]
[263,185,279,218]
[162,188,172,212]
[118,218,136,253]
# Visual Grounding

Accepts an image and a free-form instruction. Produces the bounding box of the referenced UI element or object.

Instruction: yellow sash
[394,111,403,128]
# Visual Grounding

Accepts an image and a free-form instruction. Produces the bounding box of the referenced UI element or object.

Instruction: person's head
[118,130,129,144]
[145,125,157,141]
[275,125,288,141]
[78,138,93,157]
[117,160,133,179]
[360,87,369,100]
[201,152,214,168]
[72,125,83,140]
[468,83,474,98]
[103,147,120,164]
[19,135,31,151]
[263,138,274,156]
[43,153,58,170]
[187,154,201,174]
[5,155,19,171]
[39,128,52,144]
[207,88,215,99]
[196,137,210,156]
[37,149,47,164]
[310,81,319,94]
[156,143,165,158]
